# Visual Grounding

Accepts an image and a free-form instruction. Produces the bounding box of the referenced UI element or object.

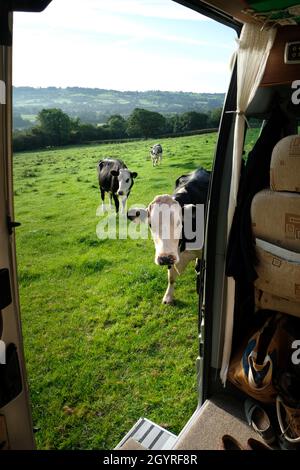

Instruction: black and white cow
[150,144,163,166]
[97,158,137,213]
[128,168,210,304]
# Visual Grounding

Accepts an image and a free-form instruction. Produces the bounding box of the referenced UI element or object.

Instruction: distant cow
[97,158,137,213]
[150,144,163,166]
[128,168,210,303]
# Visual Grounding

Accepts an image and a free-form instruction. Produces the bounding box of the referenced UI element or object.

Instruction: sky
[13,0,237,93]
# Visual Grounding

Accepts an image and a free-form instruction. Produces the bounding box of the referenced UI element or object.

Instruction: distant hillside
[13,86,225,128]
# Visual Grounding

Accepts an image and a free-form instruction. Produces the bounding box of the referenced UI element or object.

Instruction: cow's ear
[127,208,148,224]
[111,170,119,177]
[131,172,138,179]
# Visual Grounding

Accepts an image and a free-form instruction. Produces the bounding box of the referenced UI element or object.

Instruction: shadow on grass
[168,161,199,170]
[77,235,105,247]
[18,270,42,285]
[163,298,189,308]
[79,259,112,273]
[61,259,112,276]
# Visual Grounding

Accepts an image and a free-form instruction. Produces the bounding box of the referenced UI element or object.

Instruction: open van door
[0,0,52,450]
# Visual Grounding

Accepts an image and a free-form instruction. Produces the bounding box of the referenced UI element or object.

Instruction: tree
[208,107,222,128]
[106,114,127,138]
[78,123,100,141]
[126,108,166,138]
[163,115,173,132]
[172,114,184,133]
[179,111,208,131]
[13,128,47,151]
[37,108,72,145]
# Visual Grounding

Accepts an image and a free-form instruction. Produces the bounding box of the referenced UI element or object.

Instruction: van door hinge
[198,316,205,358]
[7,216,21,235]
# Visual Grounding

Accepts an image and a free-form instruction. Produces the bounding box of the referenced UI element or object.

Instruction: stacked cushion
[251,135,300,318]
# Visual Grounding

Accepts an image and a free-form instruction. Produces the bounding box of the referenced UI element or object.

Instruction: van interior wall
[228,84,300,357]
[206,84,300,402]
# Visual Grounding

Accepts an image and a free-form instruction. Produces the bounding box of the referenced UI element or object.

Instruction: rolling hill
[13,86,225,128]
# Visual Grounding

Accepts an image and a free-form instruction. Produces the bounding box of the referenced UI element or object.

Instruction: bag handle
[248,351,273,390]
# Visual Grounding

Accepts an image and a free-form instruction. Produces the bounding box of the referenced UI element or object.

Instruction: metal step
[115,417,177,450]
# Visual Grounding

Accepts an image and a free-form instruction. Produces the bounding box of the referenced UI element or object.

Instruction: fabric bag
[228,313,290,403]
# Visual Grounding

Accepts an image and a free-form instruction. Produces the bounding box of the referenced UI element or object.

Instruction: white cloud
[14,0,207,34]
[14,5,218,49]
[13,26,232,92]
[12,0,235,91]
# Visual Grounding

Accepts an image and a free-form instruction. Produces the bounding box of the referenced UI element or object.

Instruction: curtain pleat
[220,23,277,384]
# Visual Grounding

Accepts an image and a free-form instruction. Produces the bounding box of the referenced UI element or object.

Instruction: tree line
[13,107,222,152]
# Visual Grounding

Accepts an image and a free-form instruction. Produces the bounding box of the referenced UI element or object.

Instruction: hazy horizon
[13,84,226,94]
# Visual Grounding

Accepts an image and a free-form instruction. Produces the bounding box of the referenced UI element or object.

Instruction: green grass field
[13,134,216,449]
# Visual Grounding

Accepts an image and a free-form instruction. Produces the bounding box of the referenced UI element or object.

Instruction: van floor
[173,394,264,450]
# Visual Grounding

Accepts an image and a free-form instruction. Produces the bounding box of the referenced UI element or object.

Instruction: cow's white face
[129,195,182,266]
[150,195,182,266]
[111,169,137,197]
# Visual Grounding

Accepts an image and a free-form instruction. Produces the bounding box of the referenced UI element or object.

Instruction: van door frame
[0,0,52,450]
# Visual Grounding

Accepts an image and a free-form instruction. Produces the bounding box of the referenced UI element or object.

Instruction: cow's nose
[118,191,124,196]
[157,255,175,266]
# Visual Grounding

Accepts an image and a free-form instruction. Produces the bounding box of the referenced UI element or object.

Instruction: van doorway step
[115,417,177,450]
[173,395,263,450]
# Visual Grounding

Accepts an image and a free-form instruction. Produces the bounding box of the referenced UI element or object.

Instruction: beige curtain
[220,23,277,384]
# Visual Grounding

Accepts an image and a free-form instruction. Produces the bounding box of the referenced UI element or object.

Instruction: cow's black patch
[173,168,210,251]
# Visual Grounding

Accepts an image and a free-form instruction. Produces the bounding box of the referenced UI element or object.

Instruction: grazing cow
[97,158,137,213]
[150,144,163,166]
[128,168,210,304]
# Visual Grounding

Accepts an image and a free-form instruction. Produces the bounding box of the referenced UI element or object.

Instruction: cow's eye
[126,178,129,183]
